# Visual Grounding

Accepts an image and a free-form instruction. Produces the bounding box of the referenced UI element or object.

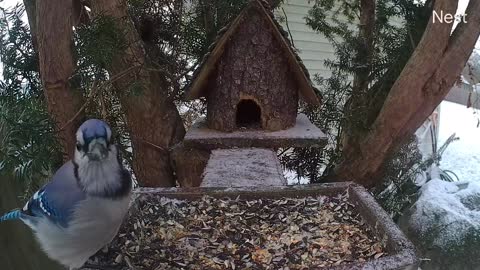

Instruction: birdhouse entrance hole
[236,99,262,129]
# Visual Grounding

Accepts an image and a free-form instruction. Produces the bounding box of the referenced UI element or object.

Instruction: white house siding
[275,0,337,79]
[275,0,403,80]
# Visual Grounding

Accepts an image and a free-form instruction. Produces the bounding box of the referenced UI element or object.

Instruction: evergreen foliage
[0,3,61,197]
[280,0,434,218]
[0,3,39,96]
[74,15,127,82]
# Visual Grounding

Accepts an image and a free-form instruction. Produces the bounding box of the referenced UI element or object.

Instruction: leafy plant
[375,132,460,220]
[0,4,61,197]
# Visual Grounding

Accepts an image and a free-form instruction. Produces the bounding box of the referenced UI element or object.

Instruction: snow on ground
[408,179,480,248]
[0,0,19,8]
[284,169,308,185]
[438,101,480,182]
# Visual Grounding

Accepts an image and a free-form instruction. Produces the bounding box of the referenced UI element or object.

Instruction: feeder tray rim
[131,182,419,270]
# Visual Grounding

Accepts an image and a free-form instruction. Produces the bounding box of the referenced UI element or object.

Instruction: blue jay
[0,119,132,269]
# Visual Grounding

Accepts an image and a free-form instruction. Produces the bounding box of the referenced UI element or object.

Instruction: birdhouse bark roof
[184,0,321,106]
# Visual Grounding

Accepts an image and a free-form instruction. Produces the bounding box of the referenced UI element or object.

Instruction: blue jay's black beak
[87,138,108,161]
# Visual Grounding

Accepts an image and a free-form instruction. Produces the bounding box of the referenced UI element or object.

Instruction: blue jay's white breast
[32,195,131,269]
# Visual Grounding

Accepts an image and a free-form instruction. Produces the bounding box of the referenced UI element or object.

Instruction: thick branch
[340,0,376,154]
[353,0,375,93]
[332,0,480,186]
[360,0,457,149]
[35,0,85,160]
[402,0,480,137]
[90,0,185,187]
[22,0,37,51]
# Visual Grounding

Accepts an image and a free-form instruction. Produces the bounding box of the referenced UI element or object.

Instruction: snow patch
[438,101,480,182]
[284,170,309,185]
[409,179,480,248]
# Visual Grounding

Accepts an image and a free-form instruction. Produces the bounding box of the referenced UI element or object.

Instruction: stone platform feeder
[176,0,327,188]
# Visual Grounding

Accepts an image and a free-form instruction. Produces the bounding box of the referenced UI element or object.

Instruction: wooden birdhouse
[185,0,321,132]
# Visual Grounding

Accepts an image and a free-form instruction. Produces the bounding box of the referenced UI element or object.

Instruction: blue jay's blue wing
[22,161,86,228]
[0,209,22,222]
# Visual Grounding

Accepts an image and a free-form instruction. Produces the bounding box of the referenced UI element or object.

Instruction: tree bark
[171,143,210,187]
[22,0,37,51]
[35,0,85,161]
[353,0,375,93]
[340,0,376,155]
[332,0,480,186]
[90,0,186,187]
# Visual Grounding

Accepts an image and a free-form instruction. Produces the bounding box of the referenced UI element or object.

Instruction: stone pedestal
[201,148,286,187]
[178,113,327,187]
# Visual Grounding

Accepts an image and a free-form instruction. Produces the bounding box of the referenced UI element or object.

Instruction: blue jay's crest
[77,119,112,145]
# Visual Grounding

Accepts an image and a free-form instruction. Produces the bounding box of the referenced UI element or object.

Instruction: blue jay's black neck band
[73,161,132,199]
[73,161,80,182]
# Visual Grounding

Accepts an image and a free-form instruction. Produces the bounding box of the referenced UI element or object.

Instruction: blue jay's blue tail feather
[0,210,21,223]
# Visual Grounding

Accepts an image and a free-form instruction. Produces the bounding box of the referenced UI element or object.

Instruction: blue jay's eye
[76,143,82,151]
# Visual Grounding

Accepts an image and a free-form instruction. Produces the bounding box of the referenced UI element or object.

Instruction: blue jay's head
[73,119,126,196]
[75,119,113,162]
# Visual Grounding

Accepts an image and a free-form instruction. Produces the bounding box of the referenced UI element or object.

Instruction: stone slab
[184,114,327,150]
[201,148,286,187]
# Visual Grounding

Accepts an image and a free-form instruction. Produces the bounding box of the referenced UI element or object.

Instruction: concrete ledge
[201,148,286,187]
[184,114,327,149]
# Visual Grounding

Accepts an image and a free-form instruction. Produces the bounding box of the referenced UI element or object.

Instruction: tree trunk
[201,0,216,44]
[171,143,210,187]
[35,0,85,161]
[90,0,186,187]
[340,0,376,155]
[332,0,480,187]
[353,0,375,93]
[22,0,37,51]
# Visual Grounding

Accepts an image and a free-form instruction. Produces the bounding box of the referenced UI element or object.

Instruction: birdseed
[88,192,386,269]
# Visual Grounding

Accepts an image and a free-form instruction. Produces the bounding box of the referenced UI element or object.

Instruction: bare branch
[60,64,141,131]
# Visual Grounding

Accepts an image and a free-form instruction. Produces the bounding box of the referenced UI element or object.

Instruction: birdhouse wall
[206,6,299,132]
